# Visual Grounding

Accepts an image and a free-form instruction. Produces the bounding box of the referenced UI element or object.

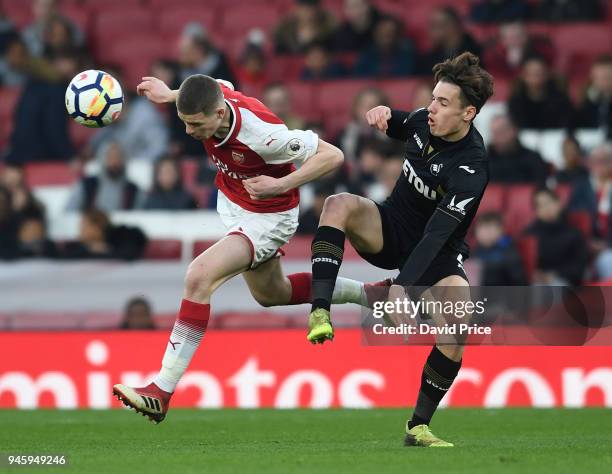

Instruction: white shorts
[217,190,299,269]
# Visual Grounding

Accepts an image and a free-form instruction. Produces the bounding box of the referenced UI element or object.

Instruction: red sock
[287,272,312,305]
[177,298,210,331]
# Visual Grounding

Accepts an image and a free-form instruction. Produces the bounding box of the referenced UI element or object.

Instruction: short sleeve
[258,128,319,165]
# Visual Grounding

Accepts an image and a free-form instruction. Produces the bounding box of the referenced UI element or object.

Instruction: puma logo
[169,340,181,350]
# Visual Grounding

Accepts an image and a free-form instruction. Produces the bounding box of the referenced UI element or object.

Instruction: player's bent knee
[250,290,278,308]
[184,261,216,299]
[321,193,359,224]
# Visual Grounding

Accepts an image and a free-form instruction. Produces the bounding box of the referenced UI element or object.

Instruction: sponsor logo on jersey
[459,165,476,174]
[430,163,443,175]
[402,159,437,200]
[413,132,423,150]
[231,151,245,164]
[211,154,252,180]
[447,195,474,215]
[312,257,339,266]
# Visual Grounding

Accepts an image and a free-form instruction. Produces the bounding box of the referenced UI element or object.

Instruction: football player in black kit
[307,52,494,447]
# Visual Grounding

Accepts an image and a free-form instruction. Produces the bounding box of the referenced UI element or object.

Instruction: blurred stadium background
[1,0,612,414]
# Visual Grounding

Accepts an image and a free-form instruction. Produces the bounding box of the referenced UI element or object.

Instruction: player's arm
[137,77,235,104]
[366,106,425,141]
[243,138,343,200]
[394,163,487,287]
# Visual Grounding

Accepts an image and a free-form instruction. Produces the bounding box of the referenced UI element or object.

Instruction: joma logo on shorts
[312,257,339,265]
[403,159,437,200]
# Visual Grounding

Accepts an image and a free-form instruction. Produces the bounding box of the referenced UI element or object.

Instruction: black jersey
[382,108,489,286]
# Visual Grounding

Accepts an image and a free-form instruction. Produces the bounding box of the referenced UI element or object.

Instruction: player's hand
[365,106,392,132]
[136,76,175,103]
[243,175,288,200]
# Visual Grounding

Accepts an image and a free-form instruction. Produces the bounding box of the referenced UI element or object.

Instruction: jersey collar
[214,99,241,148]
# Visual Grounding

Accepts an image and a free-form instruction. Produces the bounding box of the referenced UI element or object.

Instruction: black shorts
[356,202,469,288]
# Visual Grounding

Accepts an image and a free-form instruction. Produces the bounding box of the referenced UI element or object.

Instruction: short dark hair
[177,74,224,116]
[432,51,494,114]
[477,211,503,227]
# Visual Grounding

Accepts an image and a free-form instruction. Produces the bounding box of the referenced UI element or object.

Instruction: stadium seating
[515,236,538,282]
[143,239,183,260]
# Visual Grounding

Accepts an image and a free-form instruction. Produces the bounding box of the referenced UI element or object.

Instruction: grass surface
[1,409,611,473]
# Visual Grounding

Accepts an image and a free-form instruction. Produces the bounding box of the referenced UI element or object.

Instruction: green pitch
[1,409,611,474]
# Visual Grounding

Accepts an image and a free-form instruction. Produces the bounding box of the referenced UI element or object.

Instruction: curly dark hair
[432,52,494,114]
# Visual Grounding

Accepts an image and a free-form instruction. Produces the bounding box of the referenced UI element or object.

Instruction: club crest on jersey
[403,159,437,200]
[447,195,474,215]
[430,163,443,175]
[231,151,245,164]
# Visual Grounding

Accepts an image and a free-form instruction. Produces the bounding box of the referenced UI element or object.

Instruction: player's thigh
[185,234,252,294]
[242,257,291,306]
[323,193,384,255]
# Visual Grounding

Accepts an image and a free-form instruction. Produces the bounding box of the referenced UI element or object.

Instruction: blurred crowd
[1,0,612,285]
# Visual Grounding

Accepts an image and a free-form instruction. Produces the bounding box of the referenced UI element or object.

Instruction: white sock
[332,277,367,306]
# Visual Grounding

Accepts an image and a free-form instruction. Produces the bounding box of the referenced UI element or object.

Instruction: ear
[464,105,477,123]
[216,106,226,120]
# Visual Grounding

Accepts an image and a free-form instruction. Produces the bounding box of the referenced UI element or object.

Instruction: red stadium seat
[378,78,423,110]
[221,4,280,35]
[284,81,318,119]
[59,4,91,32]
[143,240,183,260]
[282,235,361,260]
[157,6,220,39]
[93,8,154,46]
[69,121,98,152]
[504,184,536,235]
[317,79,373,116]
[477,183,505,215]
[24,162,78,187]
[268,57,306,83]
[515,236,537,283]
[568,211,593,240]
[552,24,612,75]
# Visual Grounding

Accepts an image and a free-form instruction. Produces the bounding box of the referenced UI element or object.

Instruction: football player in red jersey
[112,74,378,422]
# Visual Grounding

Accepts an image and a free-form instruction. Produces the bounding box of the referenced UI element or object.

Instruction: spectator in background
[574,55,612,139]
[473,212,527,285]
[22,0,83,58]
[470,0,531,24]
[588,143,612,240]
[274,0,336,55]
[354,16,417,78]
[14,213,58,259]
[336,87,391,169]
[3,17,82,163]
[235,31,269,94]
[534,0,603,22]
[525,188,588,286]
[87,68,169,163]
[411,81,433,110]
[120,297,155,330]
[0,186,18,259]
[334,0,385,52]
[66,141,141,212]
[555,135,596,214]
[0,163,46,220]
[177,24,236,86]
[484,21,555,79]
[508,55,574,129]
[367,154,403,203]
[300,40,346,81]
[0,4,21,86]
[487,114,549,184]
[420,7,483,74]
[297,182,336,234]
[262,83,305,130]
[140,157,197,210]
[62,209,147,261]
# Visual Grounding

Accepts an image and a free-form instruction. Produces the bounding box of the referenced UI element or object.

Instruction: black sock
[310,226,345,312]
[408,346,462,429]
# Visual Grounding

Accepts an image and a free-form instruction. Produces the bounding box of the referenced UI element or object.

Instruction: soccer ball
[65,70,124,128]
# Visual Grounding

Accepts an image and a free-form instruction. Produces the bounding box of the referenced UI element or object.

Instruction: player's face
[427,81,475,140]
[178,108,225,141]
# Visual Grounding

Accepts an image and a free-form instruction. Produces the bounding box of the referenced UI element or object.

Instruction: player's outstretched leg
[113,235,252,423]
[308,193,385,344]
[405,276,468,446]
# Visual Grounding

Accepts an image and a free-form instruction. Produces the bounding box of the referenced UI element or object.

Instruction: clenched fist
[365,105,392,132]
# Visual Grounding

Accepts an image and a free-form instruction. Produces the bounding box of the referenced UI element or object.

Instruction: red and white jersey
[203,82,319,213]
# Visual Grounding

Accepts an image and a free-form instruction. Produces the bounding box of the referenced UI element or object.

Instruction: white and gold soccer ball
[65,70,123,128]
